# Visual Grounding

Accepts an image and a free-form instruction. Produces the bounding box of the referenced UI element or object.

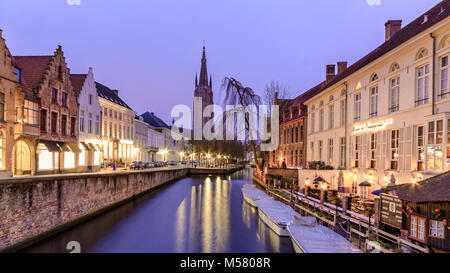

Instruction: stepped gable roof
[70,74,87,95]
[13,55,53,89]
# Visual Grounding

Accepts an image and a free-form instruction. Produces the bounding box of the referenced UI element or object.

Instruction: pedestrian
[113,160,116,171]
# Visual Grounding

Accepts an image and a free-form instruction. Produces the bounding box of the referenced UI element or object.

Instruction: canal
[22,168,294,253]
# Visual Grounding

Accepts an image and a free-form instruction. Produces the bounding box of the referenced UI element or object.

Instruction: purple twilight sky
[0,0,442,125]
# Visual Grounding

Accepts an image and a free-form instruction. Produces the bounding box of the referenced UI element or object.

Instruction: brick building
[14,45,80,174]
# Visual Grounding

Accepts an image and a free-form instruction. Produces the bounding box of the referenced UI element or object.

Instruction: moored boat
[241,184,270,207]
[255,198,298,237]
[287,215,362,253]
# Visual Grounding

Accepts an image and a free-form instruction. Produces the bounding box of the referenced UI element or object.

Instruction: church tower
[193,46,214,134]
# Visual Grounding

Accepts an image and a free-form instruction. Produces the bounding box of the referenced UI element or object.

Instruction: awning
[66,142,82,153]
[95,144,102,151]
[359,181,371,187]
[59,143,71,152]
[88,143,98,152]
[39,140,62,152]
[80,142,91,151]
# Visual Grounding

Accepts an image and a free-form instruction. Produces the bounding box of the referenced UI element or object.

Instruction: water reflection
[21,169,294,253]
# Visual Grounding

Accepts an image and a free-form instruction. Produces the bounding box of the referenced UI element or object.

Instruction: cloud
[366,0,382,6]
[67,0,81,6]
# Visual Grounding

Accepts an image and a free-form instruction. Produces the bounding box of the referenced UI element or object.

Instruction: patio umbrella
[314,176,325,183]
[371,189,383,196]
[359,181,371,187]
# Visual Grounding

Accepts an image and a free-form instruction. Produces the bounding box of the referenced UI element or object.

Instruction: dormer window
[370,73,378,82]
[416,48,428,60]
[14,67,22,83]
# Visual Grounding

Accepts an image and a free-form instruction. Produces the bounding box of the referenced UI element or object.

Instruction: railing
[271,187,429,253]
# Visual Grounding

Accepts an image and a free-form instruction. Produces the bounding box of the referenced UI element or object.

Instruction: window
[109,122,112,137]
[417,126,425,171]
[310,142,314,161]
[14,67,22,83]
[319,109,324,131]
[70,117,76,136]
[295,126,298,142]
[95,115,100,135]
[40,109,47,132]
[355,135,360,168]
[0,131,4,169]
[340,100,346,126]
[61,114,67,136]
[428,120,443,145]
[119,125,122,139]
[410,215,425,242]
[319,140,323,161]
[328,139,333,165]
[370,133,377,168]
[391,129,399,170]
[109,109,112,117]
[104,108,107,116]
[427,120,443,172]
[429,220,445,239]
[51,88,58,104]
[51,112,58,134]
[370,73,378,82]
[355,82,362,90]
[416,48,428,60]
[390,77,400,113]
[389,62,400,73]
[310,113,315,133]
[439,55,449,98]
[79,144,86,166]
[119,113,122,120]
[369,86,378,118]
[329,104,334,129]
[23,100,39,126]
[339,137,346,169]
[61,92,68,107]
[416,64,430,106]
[80,110,85,133]
[0,92,4,122]
[89,94,93,105]
[114,111,117,119]
[88,113,93,134]
[354,93,361,122]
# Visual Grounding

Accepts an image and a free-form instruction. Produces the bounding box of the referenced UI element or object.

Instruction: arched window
[439,35,450,49]
[370,73,379,82]
[329,95,334,102]
[355,82,362,90]
[416,48,428,60]
[389,62,400,73]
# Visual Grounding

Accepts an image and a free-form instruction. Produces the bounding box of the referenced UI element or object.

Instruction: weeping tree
[222,77,263,171]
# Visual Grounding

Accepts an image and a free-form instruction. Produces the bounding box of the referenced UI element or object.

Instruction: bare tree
[222,77,263,171]
[263,80,290,109]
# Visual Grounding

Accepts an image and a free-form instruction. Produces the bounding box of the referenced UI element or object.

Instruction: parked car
[143,162,153,168]
[181,160,187,165]
[129,161,144,170]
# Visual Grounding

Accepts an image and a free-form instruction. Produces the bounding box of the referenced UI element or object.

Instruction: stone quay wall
[0,167,188,251]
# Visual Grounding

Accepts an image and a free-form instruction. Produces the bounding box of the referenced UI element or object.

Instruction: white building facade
[302,5,450,198]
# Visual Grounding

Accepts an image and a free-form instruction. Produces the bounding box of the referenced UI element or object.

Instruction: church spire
[195,73,198,87]
[199,46,208,86]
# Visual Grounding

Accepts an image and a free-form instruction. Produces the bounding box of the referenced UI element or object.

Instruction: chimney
[337,62,347,75]
[326,64,336,82]
[112,89,118,96]
[385,20,402,41]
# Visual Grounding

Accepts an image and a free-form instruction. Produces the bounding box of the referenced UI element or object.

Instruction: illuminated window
[79,144,85,166]
[417,126,425,171]
[370,133,377,168]
[23,100,38,125]
[389,77,400,113]
[391,129,399,170]
[429,220,445,239]
[64,151,75,169]
[410,215,425,242]
[328,139,333,166]
[38,144,53,170]
[354,135,360,168]
[416,64,430,106]
[339,137,346,169]
[94,151,100,165]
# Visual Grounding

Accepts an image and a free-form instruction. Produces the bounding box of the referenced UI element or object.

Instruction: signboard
[352,119,392,134]
[380,193,403,229]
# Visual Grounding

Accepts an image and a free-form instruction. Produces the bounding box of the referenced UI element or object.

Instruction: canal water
[22,168,294,253]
